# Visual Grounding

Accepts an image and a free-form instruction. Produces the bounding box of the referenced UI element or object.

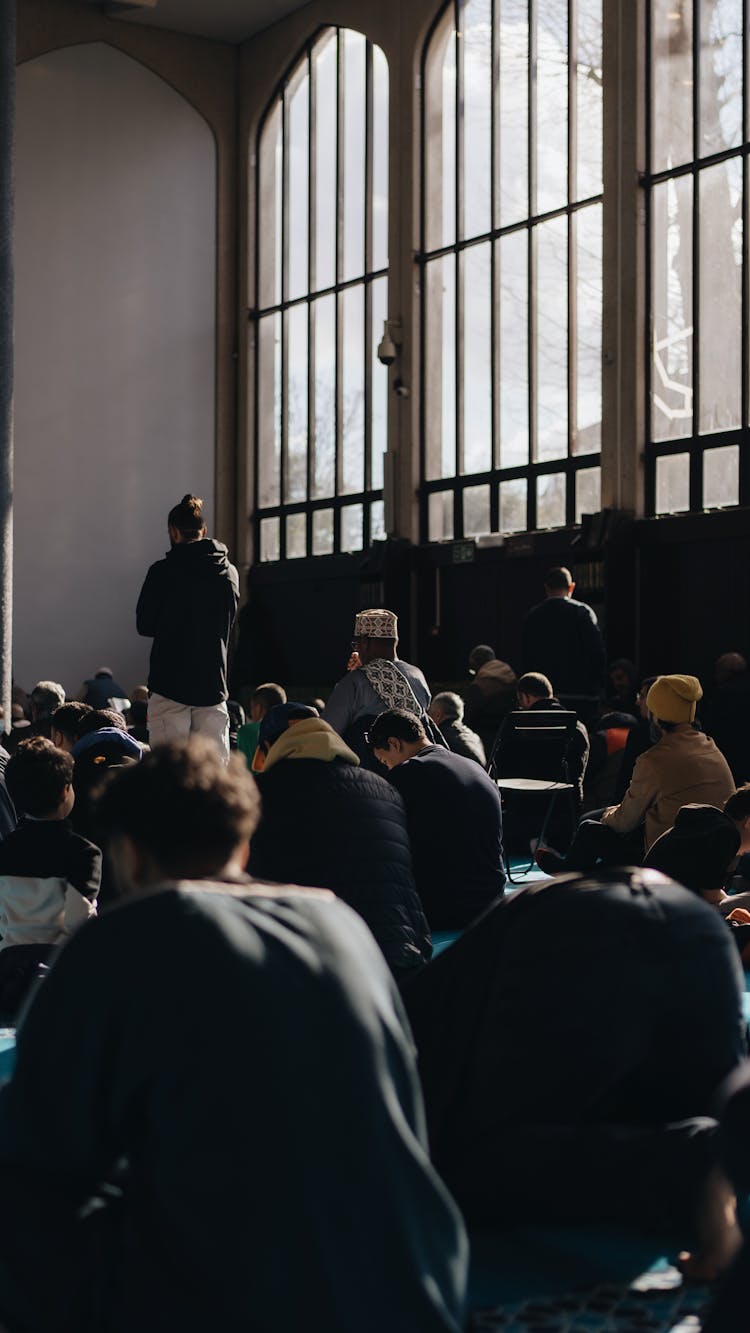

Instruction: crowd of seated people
[2,588,750,1329]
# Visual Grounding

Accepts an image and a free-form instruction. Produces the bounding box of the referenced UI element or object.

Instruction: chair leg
[536,790,560,852]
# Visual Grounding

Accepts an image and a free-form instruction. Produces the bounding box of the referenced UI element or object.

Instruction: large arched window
[646,0,748,514]
[421,0,603,541]
[254,28,389,561]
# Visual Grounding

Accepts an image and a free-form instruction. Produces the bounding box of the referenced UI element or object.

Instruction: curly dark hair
[94,738,261,879]
[6,737,73,817]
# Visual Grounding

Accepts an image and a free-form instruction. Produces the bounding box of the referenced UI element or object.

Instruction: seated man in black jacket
[368,709,506,930]
[428,692,486,766]
[249,705,432,979]
[0,740,468,1333]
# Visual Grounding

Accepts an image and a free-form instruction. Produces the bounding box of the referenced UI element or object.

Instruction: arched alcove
[15,41,216,694]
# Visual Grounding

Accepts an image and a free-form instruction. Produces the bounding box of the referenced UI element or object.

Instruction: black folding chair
[488,710,579,882]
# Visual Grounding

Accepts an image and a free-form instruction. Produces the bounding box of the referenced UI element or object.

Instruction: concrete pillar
[0,1,14,729]
[601,0,646,516]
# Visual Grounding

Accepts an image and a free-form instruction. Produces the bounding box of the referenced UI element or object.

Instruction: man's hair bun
[169,494,205,534]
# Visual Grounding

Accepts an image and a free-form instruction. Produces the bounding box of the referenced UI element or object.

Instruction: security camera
[377,318,402,367]
[377,328,397,367]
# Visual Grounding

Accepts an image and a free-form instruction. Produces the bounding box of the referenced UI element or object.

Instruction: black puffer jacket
[250,758,431,978]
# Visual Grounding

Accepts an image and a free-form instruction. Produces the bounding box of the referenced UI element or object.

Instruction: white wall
[14,42,216,697]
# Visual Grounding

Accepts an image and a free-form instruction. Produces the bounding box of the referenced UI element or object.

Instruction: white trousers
[147,692,230,759]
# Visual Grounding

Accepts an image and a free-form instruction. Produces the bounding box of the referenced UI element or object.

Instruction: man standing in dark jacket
[522,566,605,710]
[136,495,239,757]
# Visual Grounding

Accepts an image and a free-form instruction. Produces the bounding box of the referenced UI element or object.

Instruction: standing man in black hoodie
[136,495,239,757]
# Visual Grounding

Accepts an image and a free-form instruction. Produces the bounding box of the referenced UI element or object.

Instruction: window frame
[418,0,604,543]
[251,27,389,562]
[642,0,750,516]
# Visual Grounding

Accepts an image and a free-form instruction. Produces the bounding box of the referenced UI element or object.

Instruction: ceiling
[97,0,315,45]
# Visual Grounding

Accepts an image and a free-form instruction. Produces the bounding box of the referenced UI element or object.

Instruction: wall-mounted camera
[377,318,402,367]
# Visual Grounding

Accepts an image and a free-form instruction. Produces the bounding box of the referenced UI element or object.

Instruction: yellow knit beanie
[646,674,703,724]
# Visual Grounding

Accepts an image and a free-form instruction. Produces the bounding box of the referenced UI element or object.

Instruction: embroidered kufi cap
[354,608,398,639]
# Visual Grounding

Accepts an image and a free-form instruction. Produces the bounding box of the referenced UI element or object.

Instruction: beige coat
[601,724,735,852]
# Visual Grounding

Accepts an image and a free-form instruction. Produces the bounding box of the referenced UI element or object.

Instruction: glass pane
[287,68,309,302]
[341,285,365,494]
[499,477,527,533]
[343,30,366,282]
[498,0,529,226]
[574,203,602,453]
[537,472,566,528]
[312,295,335,498]
[462,0,492,240]
[429,490,454,541]
[703,443,739,507]
[575,466,601,521]
[258,313,281,507]
[651,0,694,172]
[286,304,308,502]
[536,0,568,213]
[655,452,690,513]
[463,484,491,537]
[341,502,364,551]
[462,243,492,474]
[258,101,282,309]
[312,507,334,555]
[535,215,568,462]
[498,230,528,468]
[431,23,456,250]
[372,44,389,272]
[651,175,693,442]
[286,512,307,558]
[700,0,742,157]
[260,517,280,562]
[314,31,337,291]
[370,499,386,542]
[576,0,603,200]
[425,256,456,479]
[371,275,388,489]
[699,157,742,434]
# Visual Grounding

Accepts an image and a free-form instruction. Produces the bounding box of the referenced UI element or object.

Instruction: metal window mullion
[690,0,701,511]
[490,0,500,528]
[527,0,538,530]
[306,51,316,531]
[364,42,374,508]
[741,1,750,506]
[566,0,576,525]
[280,87,290,555]
[334,33,344,549]
[419,29,428,543]
[456,10,465,500]
[252,104,264,555]
[644,0,655,515]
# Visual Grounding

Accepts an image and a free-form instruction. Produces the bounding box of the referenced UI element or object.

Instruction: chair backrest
[490,710,578,783]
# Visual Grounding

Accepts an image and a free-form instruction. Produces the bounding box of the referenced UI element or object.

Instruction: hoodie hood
[166,538,232,579]
[262,718,360,772]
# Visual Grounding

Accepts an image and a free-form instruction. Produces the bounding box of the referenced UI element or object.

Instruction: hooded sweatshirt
[136,539,239,706]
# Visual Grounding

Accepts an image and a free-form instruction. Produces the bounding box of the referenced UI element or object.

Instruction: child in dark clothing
[0,738,100,1019]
